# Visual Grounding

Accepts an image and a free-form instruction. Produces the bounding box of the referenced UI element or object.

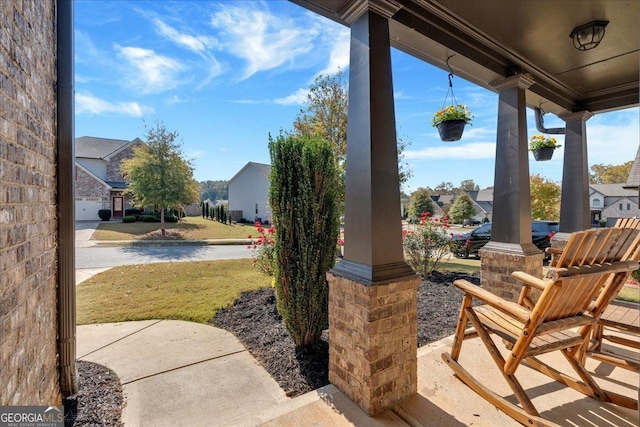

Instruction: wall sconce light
[569,20,609,51]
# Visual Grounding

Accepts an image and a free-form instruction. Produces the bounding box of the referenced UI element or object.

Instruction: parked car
[462,218,481,227]
[451,220,559,258]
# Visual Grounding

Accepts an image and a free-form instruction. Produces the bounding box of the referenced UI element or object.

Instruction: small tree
[530,174,561,220]
[121,121,199,235]
[408,188,436,221]
[269,133,339,347]
[448,192,476,224]
[201,202,206,218]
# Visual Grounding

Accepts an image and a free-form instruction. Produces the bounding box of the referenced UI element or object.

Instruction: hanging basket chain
[441,55,459,109]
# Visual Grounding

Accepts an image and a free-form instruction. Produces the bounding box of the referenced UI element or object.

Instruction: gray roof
[624,145,640,190]
[105,181,127,189]
[75,136,136,159]
[590,183,637,198]
[475,201,493,214]
[476,188,494,201]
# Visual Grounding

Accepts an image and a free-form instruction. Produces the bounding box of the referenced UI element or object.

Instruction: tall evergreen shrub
[269,133,339,347]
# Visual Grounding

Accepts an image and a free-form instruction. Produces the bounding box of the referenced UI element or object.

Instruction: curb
[92,239,253,247]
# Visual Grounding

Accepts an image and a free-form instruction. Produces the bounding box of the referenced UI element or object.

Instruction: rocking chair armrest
[511,271,548,291]
[453,279,530,323]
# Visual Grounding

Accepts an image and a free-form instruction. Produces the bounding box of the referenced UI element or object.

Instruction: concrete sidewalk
[77,320,639,427]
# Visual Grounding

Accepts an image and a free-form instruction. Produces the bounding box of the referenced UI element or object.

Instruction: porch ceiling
[291,0,639,116]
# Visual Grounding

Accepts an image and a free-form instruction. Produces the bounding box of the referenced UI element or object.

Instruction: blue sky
[75,0,639,193]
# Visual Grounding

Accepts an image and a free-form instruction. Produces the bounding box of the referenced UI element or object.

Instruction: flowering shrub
[431,104,473,126]
[248,221,275,276]
[529,134,561,151]
[402,212,453,276]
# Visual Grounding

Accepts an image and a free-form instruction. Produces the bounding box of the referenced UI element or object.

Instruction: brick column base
[327,272,420,416]
[479,246,544,302]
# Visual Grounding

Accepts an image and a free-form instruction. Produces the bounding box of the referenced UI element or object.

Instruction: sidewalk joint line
[120,349,247,385]
[78,320,164,359]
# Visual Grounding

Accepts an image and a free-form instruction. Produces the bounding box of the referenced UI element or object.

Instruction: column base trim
[330,259,417,286]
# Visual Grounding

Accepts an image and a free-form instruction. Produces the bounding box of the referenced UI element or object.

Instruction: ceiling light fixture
[569,20,609,51]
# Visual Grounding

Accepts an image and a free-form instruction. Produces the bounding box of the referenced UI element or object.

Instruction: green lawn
[76,259,270,324]
[92,216,255,240]
[616,286,640,303]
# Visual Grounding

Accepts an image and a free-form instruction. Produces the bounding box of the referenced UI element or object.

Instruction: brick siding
[327,272,420,415]
[0,1,60,405]
[106,145,134,182]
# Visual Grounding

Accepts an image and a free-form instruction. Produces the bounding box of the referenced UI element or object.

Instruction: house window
[627,203,631,210]
[592,198,600,207]
[619,203,623,210]
[255,203,259,215]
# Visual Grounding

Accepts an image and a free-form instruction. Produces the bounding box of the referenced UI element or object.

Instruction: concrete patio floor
[77,320,639,426]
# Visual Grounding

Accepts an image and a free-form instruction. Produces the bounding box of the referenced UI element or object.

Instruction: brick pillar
[479,248,544,302]
[327,272,419,415]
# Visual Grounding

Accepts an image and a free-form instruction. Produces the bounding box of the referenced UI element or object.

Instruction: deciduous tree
[459,179,479,192]
[589,161,633,184]
[292,70,412,202]
[121,121,199,235]
[530,174,561,220]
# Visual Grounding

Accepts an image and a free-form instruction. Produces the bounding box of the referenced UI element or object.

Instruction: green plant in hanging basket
[528,134,561,151]
[432,104,473,127]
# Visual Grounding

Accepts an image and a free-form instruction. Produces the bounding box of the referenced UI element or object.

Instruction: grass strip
[77,259,270,324]
[92,216,256,240]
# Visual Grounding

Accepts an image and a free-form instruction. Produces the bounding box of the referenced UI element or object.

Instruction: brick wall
[0,1,60,405]
[76,165,110,208]
[106,145,134,182]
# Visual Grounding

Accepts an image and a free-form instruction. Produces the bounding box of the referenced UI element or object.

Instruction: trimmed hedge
[142,215,160,222]
[122,215,137,223]
[98,209,111,221]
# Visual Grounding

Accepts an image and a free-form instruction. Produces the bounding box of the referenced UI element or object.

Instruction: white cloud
[394,91,412,100]
[115,45,186,94]
[165,95,188,105]
[313,23,350,77]
[274,88,309,106]
[405,142,496,160]
[210,3,317,80]
[185,149,206,159]
[149,16,223,86]
[152,17,218,53]
[75,92,154,117]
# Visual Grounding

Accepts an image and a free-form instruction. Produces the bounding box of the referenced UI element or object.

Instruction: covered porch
[291,0,639,417]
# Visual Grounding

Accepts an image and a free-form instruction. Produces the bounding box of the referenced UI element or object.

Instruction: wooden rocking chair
[577,219,640,372]
[442,227,640,426]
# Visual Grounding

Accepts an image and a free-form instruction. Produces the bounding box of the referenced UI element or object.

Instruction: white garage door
[76,197,102,221]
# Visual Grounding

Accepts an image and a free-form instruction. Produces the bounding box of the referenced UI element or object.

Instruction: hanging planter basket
[529,134,561,162]
[436,119,466,142]
[431,56,472,142]
[531,147,555,161]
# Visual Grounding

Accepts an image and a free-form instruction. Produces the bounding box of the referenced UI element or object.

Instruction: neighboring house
[590,183,639,225]
[429,188,493,222]
[228,162,272,224]
[75,136,143,220]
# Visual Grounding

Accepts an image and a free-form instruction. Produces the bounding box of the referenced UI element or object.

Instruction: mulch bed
[213,271,479,397]
[63,360,124,427]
